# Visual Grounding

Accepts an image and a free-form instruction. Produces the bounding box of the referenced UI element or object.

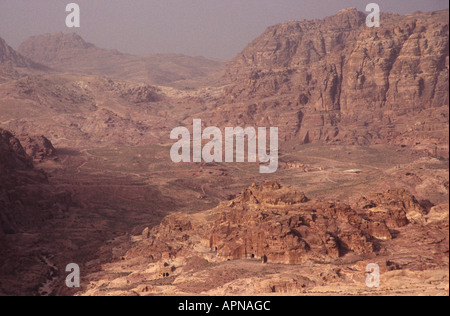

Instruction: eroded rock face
[238,181,309,205]
[0,37,30,67]
[356,188,427,227]
[207,201,375,264]
[0,129,33,237]
[0,129,72,240]
[0,129,33,173]
[0,128,73,295]
[211,9,449,156]
[18,135,57,162]
[104,80,162,104]
[0,129,69,237]
[125,182,436,266]
[78,182,448,296]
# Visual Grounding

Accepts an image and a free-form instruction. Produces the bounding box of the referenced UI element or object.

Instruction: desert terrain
[0,8,448,296]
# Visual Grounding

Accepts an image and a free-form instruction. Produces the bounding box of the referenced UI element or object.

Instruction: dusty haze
[0,1,448,297]
[0,0,448,59]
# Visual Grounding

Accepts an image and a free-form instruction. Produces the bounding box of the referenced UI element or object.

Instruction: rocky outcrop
[18,135,57,162]
[0,128,70,238]
[103,79,162,103]
[238,181,309,205]
[125,182,436,266]
[356,188,427,227]
[425,204,449,224]
[0,128,33,236]
[0,128,73,295]
[77,182,448,296]
[212,9,449,156]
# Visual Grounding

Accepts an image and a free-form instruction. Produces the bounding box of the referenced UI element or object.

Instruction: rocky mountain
[17,33,96,65]
[0,37,30,67]
[0,37,28,82]
[203,9,449,157]
[5,10,448,155]
[0,8,448,296]
[79,182,449,296]
[18,33,226,89]
[0,36,49,86]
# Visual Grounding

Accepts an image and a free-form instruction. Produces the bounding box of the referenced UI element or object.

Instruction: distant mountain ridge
[0,36,29,67]
[17,32,225,89]
[0,36,34,82]
[18,33,97,64]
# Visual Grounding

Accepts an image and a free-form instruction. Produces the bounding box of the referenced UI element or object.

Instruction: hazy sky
[0,0,448,60]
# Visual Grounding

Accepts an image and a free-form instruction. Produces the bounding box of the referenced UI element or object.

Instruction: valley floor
[4,144,446,296]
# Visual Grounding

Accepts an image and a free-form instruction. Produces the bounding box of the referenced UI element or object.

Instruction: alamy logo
[366,263,380,288]
[366,3,380,28]
[170,119,279,174]
[66,3,80,28]
[65,2,379,29]
[65,263,80,288]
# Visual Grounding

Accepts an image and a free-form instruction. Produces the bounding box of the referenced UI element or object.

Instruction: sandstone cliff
[207,9,449,157]
[127,182,434,265]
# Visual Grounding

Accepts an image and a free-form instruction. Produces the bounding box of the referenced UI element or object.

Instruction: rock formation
[0,128,72,295]
[0,37,30,68]
[0,128,35,239]
[0,129,68,238]
[0,8,448,296]
[126,182,429,265]
[355,189,428,226]
[204,9,449,157]
[78,182,449,296]
[0,36,30,82]
[18,135,57,162]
